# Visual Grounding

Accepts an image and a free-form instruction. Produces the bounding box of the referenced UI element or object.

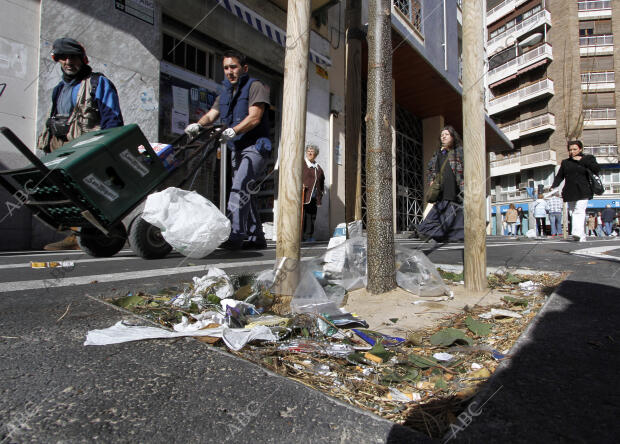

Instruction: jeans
[506,222,516,235]
[603,222,613,236]
[549,212,562,236]
[535,217,546,236]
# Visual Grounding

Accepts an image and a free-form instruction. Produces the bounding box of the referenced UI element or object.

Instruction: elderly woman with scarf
[302,144,325,242]
[416,125,464,242]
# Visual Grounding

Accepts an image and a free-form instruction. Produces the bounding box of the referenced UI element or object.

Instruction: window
[582,128,617,146]
[162,32,214,79]
[583,92,615,108]
[581,55,614,71]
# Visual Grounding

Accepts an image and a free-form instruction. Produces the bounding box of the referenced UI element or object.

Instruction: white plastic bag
[142,187,231,258]
[395,245,450,297]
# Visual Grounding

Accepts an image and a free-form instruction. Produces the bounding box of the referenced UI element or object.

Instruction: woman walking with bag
[416,126,464,242]
[548,140,601,242]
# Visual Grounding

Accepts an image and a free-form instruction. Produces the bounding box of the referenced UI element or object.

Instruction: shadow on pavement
[386,277,620,443]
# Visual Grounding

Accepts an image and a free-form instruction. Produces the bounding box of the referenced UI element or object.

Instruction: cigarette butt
[364,352,384,364]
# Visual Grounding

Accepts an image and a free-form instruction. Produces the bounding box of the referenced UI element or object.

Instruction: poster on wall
[159,61,219,142]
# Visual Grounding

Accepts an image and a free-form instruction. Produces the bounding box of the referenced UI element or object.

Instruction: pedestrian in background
[302,144,325,242]
[587,214,596,237]
[601,204,615,236]
[547,194,563,237]
[595,211,605,237]
[532,193,548,237]
[549,140,601,242]
[505,203,518,236]
[416,125,464,242]
[516,207,524,235]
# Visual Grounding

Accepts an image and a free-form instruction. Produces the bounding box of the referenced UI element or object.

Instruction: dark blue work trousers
[227,145,267,244]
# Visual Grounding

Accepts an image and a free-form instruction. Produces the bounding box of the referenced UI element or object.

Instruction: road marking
[0,255,141,270]
[0,257,312,292]
[571,246,620,263]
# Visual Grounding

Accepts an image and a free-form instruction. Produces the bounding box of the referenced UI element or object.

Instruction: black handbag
[586,168,605,195]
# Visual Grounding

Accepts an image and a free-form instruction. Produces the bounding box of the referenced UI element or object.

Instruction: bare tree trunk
[365,0,396,294]
[345,0,363,226]
[462,0,488,292]
[274,0,311,307]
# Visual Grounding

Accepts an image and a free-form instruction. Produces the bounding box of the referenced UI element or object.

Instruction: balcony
[392,0,423,36]
[521,149,557,168]
[490,153,522,177]
[581,71,615,91]
[488,78,554,115]
[488,43,553,86]
[583,108,617,128]
[578,1,612,19]
[583,145,619,164]
[580,34,614,55]
[487,9,552,55]
[492,190,529,203]
[499,113,556,141]
[486,0,530,25]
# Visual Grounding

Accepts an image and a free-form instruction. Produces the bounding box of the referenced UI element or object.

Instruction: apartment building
[485,0,620,234]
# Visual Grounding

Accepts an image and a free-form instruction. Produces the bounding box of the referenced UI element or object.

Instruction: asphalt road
[1,236,619,443]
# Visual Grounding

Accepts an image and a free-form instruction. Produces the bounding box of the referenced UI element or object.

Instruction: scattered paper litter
[84,321,277,351]
[471,363,483,370]
[387,387,422,403]
[479,309,522,319]
[518,280,538,292]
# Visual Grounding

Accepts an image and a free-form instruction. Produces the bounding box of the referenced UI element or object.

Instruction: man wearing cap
[184,50,271,250]
[39,37,124,250]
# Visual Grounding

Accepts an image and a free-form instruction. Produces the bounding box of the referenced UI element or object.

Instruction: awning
[220,0,332,68]
[489,74,517,89]
[517,59,549,76]
[587,199,620,209]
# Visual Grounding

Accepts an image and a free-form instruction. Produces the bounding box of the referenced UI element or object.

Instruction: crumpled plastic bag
[321,237,367,290]
[142,187,231,258]
[395,245,451,297]
[526,228,537,238]
[171,267,234,309]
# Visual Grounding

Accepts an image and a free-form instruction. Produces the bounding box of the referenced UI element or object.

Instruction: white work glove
[184,123,203,138]
[221,128,236,141]
[543,188,559,198]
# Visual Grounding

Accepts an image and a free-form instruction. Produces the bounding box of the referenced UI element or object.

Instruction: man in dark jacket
[40,37,124,250]
[185,50,271,250]
[601,204,615,236]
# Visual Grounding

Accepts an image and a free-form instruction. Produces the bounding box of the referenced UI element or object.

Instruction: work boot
[44,234,80,251]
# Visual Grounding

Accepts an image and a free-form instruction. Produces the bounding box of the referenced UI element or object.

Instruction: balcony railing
[393,0,422,34]
[492,190,529,203]
[488,43,553,85]
[486,0,529,22]
[491,154,521,168]
[487,9,550,50]
[521,149,556,166]
[581,71,614,83]
[583,108,616,120]
[579,35,613,46]
[500,113,556,138]
[583,145,618,156]
[488,78,554,114]
[578,1,611,11]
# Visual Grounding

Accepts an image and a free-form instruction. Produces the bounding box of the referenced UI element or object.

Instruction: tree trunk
[365,0,396,294]
[274,0,311,306]
[345,0,363,226]
[462,0,488,292]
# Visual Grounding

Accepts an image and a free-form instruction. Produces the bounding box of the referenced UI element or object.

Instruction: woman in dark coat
[416,125,464,242]
[550,140,600,242]
[302,144,325,242]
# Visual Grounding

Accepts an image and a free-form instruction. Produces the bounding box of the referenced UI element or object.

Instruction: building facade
[485,0,620,234]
